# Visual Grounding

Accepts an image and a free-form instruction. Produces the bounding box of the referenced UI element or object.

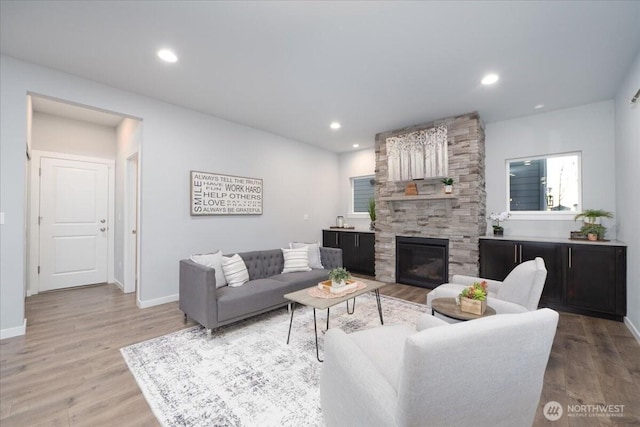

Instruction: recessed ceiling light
[534,104,545,109]
[157,49,178,63]
[353,144,360,148]
[481,73,499,85]
[330,122,341,130]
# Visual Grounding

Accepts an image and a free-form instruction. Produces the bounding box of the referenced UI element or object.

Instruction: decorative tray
[308,281,366,299]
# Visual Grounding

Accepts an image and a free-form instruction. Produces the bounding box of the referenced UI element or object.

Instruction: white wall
[0,55,340,336]
[114,118,142,284]
[614,50,640,338]
[485,101,617,239]
[32,112,117,159]
[338,148,375,230]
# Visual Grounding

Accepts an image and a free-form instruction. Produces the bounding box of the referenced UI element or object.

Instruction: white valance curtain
[386,126,448,181]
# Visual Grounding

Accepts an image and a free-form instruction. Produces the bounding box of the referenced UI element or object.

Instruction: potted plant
[458,281,488,315]
[441,177,454,194]
[574,209,613,225]
[368,198,376,231]
[489,211,510,236]
[328,267,351,288]
[580,223,606,241]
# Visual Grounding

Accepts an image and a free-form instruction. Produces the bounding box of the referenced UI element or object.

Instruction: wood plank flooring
[1,282,638,426]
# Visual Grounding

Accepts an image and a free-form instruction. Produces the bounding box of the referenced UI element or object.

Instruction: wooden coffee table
[284,279,385,362]
[431,297,496,321]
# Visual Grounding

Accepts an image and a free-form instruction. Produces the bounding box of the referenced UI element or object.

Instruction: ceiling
[2,1,639,152]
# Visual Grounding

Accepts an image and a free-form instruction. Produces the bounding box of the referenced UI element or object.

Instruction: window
[351,175,375,214]
[506,152,581,219]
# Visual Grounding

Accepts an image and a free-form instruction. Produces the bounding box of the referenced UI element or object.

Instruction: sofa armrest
[321,328,397,427]
[451,274,502,293]
[179,259,219,330]
[319,247,343,270]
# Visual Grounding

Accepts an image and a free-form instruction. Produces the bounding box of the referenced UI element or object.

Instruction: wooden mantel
[379,194,457,213]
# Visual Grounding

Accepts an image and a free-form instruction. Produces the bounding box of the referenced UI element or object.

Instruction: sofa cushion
[261,249,285,277]
[290,242,324,269]
[190,250,227,288]
[237,251,265,280]
[271,269,331,291]
[221,254,249,287]
[281,247,312,273]
[216,278,291,322]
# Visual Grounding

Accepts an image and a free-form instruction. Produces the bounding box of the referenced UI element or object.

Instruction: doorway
[30,151,115,293]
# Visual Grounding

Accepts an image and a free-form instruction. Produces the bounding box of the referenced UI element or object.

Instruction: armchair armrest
[451,274,503,294]
[319,247,343,270]
[321,328,397,427]
[416,314,449,331]
[179,259,219,330]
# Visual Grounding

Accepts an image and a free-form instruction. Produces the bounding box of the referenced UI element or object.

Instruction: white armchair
[426,257,547,320]
[320,308,559,427]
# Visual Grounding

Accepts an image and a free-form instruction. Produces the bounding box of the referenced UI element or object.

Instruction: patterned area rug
[121,293,426,427]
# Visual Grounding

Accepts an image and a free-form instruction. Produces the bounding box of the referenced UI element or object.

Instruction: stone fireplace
[374,112,486,285]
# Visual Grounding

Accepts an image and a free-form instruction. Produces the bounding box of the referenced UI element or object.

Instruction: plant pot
[369,221,375,231]
[459,297,487,315]
[493,228,504,236]
[587,233,598,241]
[444,185,453,194]
[331,279,346,288]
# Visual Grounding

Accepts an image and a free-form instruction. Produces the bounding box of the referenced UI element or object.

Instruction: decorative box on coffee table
[459,297,487,315]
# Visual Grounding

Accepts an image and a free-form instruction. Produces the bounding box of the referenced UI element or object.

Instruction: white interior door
[39,157,109,291]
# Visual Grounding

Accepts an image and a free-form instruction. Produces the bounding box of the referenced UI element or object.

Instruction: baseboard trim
[113,279,124,291]
[624,317,640,344]
[137,294,178,309]
[1,319,27,340]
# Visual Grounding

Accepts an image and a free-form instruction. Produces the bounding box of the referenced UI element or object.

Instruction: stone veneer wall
[374,112,486,284]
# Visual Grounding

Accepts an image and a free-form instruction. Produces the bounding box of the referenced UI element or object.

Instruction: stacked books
[318,280,359,294]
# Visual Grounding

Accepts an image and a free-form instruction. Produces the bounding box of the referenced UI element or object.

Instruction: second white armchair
[426,257,547,320]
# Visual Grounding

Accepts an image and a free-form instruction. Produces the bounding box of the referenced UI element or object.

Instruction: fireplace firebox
[396,236,449,289]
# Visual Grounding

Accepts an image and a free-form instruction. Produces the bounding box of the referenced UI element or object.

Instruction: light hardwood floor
[1,282,638,426]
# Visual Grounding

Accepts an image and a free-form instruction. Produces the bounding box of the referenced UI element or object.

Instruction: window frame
[505,151,582,221]
[349,175,375,218]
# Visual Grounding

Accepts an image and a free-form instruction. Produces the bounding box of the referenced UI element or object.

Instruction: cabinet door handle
[335,234,339,246]
[519,245,523,263]
[568,247,572,269]
[514,245,518,264]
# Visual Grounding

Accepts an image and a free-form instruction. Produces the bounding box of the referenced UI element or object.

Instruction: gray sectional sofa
[179,247,343,334]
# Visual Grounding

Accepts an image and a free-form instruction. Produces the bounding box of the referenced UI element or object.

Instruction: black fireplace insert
[396,236,449,289]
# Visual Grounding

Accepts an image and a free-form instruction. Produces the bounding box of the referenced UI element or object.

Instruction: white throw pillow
[190,250,227,288]
[221,254,250,287]
[281,247,312,273]
[290,242,324,269]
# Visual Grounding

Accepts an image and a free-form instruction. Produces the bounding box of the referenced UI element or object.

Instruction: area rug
[121,293,426,427]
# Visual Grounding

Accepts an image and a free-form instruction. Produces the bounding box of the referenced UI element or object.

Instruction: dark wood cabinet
[480,238,626,321]
[323,230,375,276]
[322,230,341,248]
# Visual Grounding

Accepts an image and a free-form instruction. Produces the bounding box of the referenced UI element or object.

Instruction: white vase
[331,279,346,288]
[444,185,453,194]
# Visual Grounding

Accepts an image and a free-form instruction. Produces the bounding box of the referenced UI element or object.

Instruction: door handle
[100,227,106,232]
[568,247,572,269]
[132,230,137,235]
[514,245,518,264]
[100,219,106,223]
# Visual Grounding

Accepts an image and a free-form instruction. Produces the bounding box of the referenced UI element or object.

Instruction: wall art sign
[190,171,263,215]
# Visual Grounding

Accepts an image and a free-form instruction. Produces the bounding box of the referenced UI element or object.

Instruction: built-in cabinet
[480,237,626,321]
[322,230,375,276]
